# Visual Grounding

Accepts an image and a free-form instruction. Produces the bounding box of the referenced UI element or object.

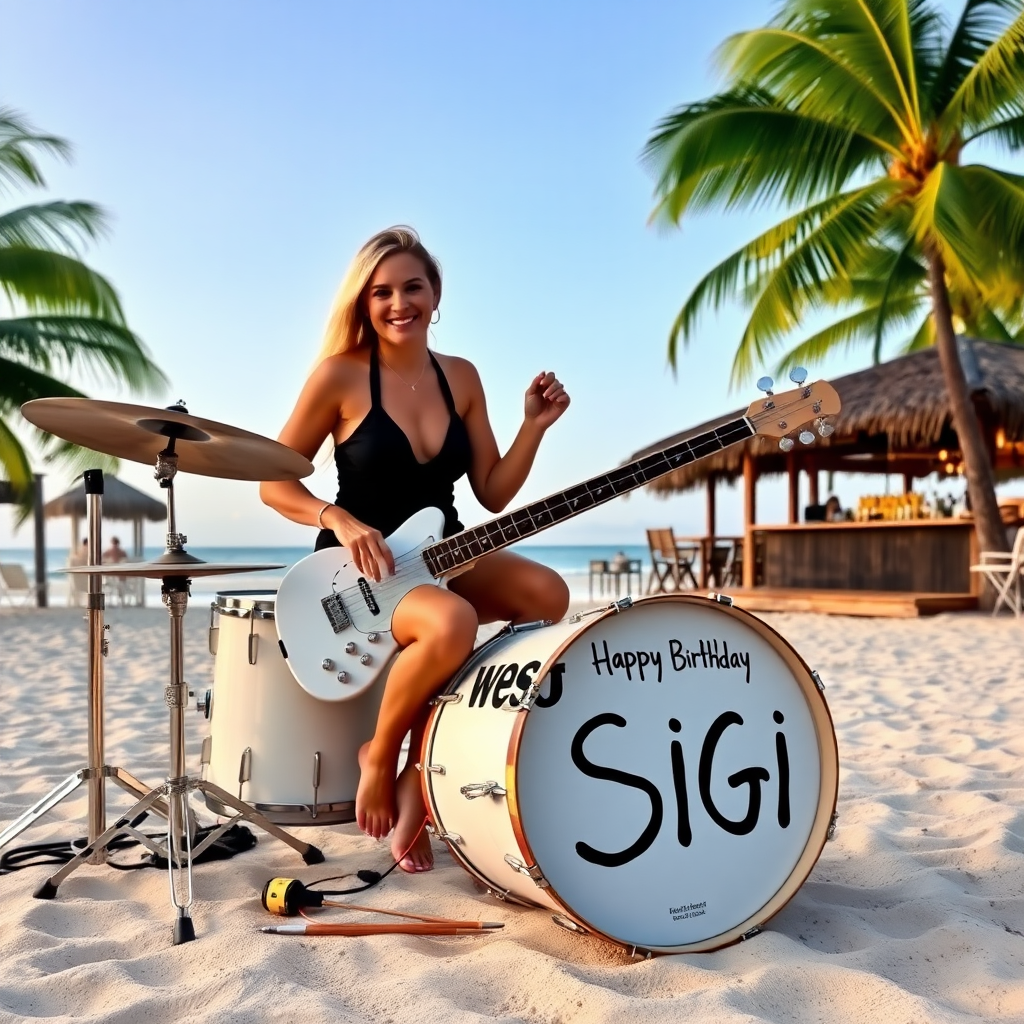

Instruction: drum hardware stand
[30,448,324,945]
[0,469,166,861]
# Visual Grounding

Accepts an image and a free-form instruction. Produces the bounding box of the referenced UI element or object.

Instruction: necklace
[379,350,429,391]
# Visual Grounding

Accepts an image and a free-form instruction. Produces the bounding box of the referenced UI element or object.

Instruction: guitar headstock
[744,369,841,451]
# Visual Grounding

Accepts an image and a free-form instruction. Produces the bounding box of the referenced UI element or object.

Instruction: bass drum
[202,591,386,825]
[422,594,838,955]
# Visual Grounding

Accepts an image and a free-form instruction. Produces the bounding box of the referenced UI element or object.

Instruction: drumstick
[262,922,503,937]
[321,900,485,926]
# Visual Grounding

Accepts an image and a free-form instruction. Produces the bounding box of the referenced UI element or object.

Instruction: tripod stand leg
[33,785,168,899]
[165,781,196,944]
[194,780,324,864]
[0,770,86,850]
[112,768,169,819]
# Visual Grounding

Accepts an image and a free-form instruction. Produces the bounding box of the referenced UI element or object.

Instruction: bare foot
[356,741,397,840]
[392,763,432,872]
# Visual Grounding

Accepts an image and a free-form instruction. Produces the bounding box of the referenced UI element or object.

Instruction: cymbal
[21,398,312,481]
[63,561,283,579]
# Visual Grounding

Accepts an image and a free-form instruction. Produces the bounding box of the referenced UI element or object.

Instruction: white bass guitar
[275,375,841,700]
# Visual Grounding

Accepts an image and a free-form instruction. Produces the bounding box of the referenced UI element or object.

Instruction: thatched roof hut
[631,338,1024,495]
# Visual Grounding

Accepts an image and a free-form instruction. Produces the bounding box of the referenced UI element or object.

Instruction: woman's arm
[457,361,570,513]
[259,357,395,580]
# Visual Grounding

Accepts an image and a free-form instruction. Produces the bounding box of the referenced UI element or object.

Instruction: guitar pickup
[320,593,351,633]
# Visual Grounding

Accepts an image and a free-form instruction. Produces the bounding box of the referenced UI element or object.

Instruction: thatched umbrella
[44,475,165,558]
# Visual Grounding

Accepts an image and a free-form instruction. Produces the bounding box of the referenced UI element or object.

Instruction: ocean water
[0,543,651,607]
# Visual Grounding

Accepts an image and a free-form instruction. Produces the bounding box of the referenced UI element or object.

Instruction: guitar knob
[779,437,795,452]
[799,430,815,445]
[756,375,774,396]
[366,632,379,643]
[359,653,372,666]
[817,419,835,437]
[788,366,808,385]
[337,671,349,683]
[345,642,357,654]
[321,658,335,671]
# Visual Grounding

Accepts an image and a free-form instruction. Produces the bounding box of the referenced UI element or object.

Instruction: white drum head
[509,597,836,952]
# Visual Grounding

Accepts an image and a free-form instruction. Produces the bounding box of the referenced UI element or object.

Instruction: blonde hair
[318,226,442,360]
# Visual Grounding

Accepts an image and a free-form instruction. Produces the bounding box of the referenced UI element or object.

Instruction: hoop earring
[431,308,441,325]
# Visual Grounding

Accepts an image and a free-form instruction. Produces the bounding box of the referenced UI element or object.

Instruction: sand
[1,600,1023,1024]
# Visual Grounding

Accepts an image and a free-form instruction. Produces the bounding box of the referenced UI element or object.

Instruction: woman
[260,226,570,872]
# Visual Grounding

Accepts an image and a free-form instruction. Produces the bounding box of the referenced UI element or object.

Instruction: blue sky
[1,0,992,550]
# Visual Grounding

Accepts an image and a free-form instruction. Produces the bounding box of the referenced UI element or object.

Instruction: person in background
[824,495,844,522]
[102,536,128,564]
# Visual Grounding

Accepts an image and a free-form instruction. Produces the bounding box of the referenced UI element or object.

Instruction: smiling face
[364,252,437,347]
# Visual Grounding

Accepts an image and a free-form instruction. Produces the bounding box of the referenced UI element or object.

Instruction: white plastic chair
[0,563,46,606]
[971,526,1024,616]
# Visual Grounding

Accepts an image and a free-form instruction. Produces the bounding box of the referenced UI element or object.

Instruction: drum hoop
[213,589,278,619]
[503,593,839,954]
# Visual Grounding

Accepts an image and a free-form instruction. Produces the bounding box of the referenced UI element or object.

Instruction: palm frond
[0,316,167,393]
[0,202,109,253]
[0,356,86,415]
[0,246,126,321]
[902,311,936,350]
[943,6,1024,131]
[716,26,909,143]
[644,89,891,225]
[773,294,925,374]
[0,415,33,492]
[0,106,70,193]
[964,110,1024,146]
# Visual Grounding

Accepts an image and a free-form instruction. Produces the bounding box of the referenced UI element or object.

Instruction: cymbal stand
[32,444,323,945]
[0,469,164,860]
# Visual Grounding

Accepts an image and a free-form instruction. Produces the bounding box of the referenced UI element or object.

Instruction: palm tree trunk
[927,250,1007,556]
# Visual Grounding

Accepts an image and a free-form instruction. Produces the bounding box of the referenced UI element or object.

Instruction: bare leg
[355,586,478,841]
[449,550,570,625]
[391,712,432,871]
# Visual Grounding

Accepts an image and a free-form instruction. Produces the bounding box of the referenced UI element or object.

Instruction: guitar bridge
[320,593,351,633]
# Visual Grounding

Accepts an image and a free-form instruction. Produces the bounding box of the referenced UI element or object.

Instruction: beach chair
[970,526,1024,616]
[0,563,46,606]
[645,528,698,593]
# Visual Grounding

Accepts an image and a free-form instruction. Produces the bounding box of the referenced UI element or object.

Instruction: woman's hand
[524,371,570,430]
[321,505,395,582]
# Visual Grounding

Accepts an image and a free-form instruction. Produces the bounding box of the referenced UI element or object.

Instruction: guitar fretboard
[422,415,754,577]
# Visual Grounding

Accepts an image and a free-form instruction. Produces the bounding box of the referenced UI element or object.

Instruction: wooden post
[742,451,757,588]
[706,473,717,538]
[903,473,914,495]
[788,457,799,524]
[808,468,820,507]
[32,474,47,608]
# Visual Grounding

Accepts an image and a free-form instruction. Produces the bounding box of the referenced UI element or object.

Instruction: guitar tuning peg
[779,437,795,452]
[788,366,808,385]
[816,419,835,438]
[756,376,775,396]
[798,430,815,445]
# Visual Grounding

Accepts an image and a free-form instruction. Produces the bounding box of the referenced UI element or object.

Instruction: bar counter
[752,518,978,594]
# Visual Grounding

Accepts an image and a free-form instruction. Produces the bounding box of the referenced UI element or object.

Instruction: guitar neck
[422,415,755,578]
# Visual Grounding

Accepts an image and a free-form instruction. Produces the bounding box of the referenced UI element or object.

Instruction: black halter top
[314,345,473,550]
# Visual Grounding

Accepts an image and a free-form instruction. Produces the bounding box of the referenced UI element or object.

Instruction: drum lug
[311,752,322,819]
[208,603,219,655]
[248,618,258,665]
[508,618,552,634]
[415,763,446,775]
[200,735,212,768]
[811,670,825,692]
[460,781,507,800]
[428,693,463,706]
[504,854,549,888]
[569,596,632,624]
[629,946,653,960]
[740,926,762,941]
[237,747,252,799]
[708,592,734,606]
[827,810,839,841]
[487,887,511,902]
[425,823,462,845]
[195,688,212,719]
[552,914,588,935]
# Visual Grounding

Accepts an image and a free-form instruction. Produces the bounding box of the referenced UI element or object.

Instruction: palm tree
[644,0,1024,556]
[1,106,166,511]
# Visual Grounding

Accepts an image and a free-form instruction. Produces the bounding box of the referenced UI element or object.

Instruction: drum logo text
[468,660,566,708]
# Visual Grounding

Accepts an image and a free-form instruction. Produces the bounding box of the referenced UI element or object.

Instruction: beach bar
[630,339,1024,616]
